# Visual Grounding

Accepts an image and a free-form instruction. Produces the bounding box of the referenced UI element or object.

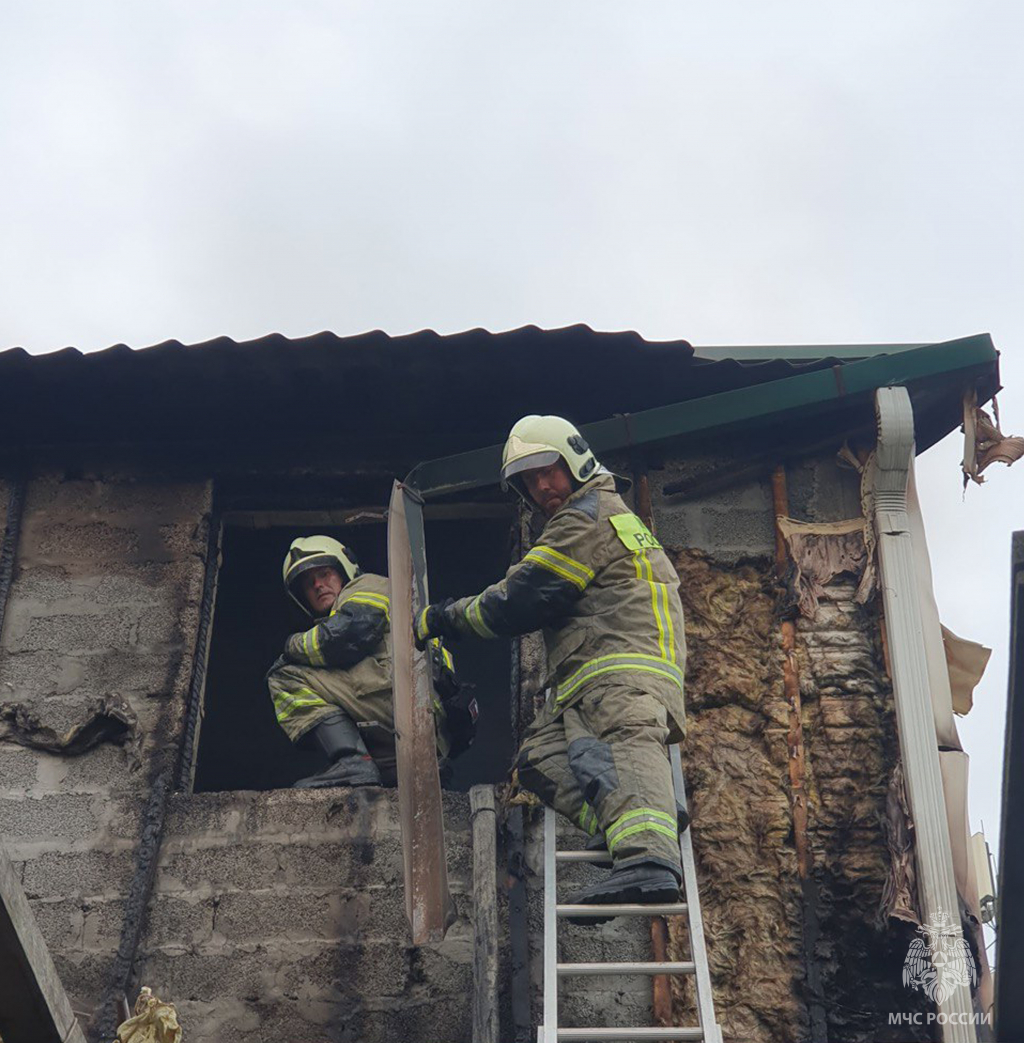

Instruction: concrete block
[158,520,209,557]
[0,651,92,700]
[50,948,116,1012]
[17,476,211,570]
[6,608,136,655]
[29,521,143,564]
[163,788,412,842]
[0,744,40,792]
[787,456,862,523]
[43,744,140,795]
[106,794,147,839]
[143,893,217,948]
[134,603,188,650]
[21,849,136,900]
[242,787,406,839]
[30,895,125,953]
[698,506,776,556]
[161,790,252,837]
[132,946,277,1004]
[359,995,473,1043]
[155,836,405,895]
[7,566,78,603]
[0,793,102,843]
[559,988,653,1030]
[212,888,371,945]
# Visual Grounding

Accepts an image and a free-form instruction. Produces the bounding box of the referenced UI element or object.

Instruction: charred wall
[133,788,477,1043]
[0,472,211,1033]
[0,444,933,1043]
[647,451,928,1043]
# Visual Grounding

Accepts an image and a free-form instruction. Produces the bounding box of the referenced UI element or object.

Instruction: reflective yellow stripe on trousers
[274,687,329,723]
[606,807,678,853]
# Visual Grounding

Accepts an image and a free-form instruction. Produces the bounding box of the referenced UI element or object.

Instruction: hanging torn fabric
[879,761,920,925]
[962,389,1024,487]
[775,516,875,620]
[941,625,992,716]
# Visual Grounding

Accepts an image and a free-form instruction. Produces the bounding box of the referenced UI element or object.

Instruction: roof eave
[407,334,999,499]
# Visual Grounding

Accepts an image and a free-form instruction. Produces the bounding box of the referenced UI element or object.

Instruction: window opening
[193,509,513,793]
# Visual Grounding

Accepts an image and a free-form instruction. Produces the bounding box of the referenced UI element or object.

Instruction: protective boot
[566,862,681,926]
[293,712,382,789]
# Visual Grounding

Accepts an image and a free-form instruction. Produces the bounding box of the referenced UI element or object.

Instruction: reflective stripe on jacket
[267,573,393,741]
[446,473,686,732]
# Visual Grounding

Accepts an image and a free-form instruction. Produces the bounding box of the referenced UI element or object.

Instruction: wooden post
[771,466,811,881]
[470,785,499,1043]
[772,465,828,1042]
[0,843,87,1043]
[388,480,450,944]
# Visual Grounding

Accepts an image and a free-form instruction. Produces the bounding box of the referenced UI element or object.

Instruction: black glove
[414,598,459,650]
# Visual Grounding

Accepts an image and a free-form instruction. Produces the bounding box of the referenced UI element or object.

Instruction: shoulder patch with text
[609,513,661,551]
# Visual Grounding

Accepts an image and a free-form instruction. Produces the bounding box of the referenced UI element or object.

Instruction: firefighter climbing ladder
[538,745,722,1043]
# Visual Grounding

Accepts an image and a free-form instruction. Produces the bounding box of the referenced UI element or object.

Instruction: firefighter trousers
[516,680,682,876]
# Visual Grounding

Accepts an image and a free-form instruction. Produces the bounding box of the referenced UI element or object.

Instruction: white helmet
[282,535,361,615]
[500,414,600,495]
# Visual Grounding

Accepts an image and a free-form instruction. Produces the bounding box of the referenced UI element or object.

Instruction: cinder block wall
[0,449,903,1043]
[134,788,475,1043]
[0,474,211,1022]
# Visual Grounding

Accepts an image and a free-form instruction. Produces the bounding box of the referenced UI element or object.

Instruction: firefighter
[415,415,686,914]
[268,536,474,789]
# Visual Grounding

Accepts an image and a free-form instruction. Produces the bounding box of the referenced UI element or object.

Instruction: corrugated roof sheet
[0,325,999,485]
[0,325,881,451]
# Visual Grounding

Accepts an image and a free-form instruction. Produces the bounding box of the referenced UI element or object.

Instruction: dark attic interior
[194,512,515,793]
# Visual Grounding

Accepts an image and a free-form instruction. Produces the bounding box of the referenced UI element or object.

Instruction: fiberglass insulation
[665,550,933,1043]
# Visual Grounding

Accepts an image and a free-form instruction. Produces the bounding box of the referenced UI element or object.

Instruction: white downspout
[872,386,976,1042]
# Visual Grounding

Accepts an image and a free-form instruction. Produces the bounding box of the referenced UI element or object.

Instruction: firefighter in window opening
[267,536,477,788]
[415,416,687,918]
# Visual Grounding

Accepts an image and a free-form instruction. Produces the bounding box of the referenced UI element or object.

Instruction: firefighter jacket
[267,573,394,743]
[266,573,471,757]
[444,473,686,735]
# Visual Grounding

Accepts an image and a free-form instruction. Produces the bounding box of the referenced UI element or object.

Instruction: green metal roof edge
[407,333,997,498]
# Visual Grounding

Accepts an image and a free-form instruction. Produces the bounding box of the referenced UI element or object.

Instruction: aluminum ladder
[538,745,723,1043]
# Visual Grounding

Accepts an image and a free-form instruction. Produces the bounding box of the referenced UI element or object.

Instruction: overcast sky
[2,2,1020,873]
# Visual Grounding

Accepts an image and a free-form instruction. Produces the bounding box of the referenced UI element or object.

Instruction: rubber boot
[293,712,382,789]
[566,862,681,926]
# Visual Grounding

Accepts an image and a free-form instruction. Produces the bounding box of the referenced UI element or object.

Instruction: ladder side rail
[670,745,721,1043]
[542,806,559,1043]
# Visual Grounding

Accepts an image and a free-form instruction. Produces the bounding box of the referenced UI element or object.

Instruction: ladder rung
[556,1028,703,1041]
[558,961,695,976]
[556,850,613,863]
[557,903,688,918]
